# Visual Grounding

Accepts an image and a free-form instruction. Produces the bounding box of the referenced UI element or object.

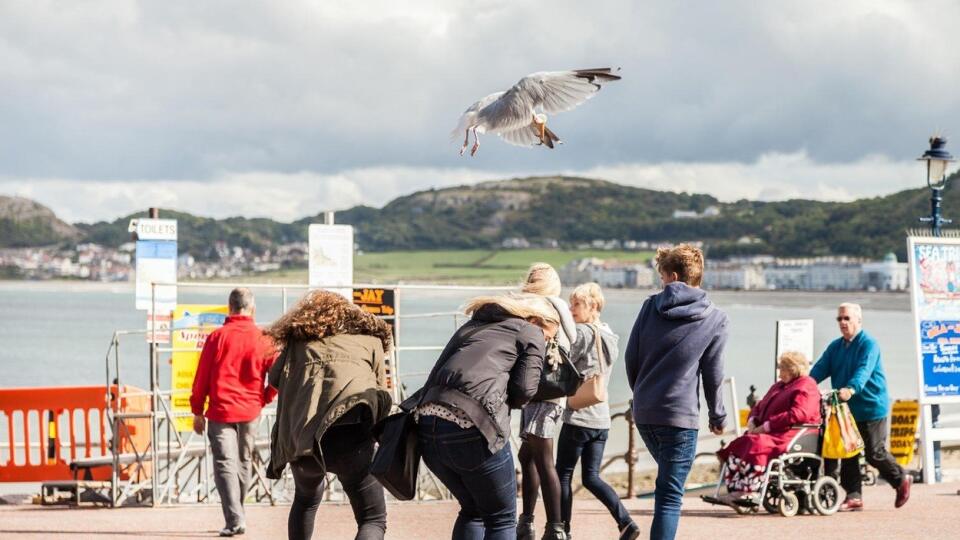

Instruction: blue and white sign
[133,218,178,312]
[908,237,960,403]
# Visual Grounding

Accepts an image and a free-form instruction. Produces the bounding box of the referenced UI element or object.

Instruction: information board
[775,319,814,379]
[309,224,353,299]
[171,304,229,432]
[908,237,960,402]
[133,218,178,312]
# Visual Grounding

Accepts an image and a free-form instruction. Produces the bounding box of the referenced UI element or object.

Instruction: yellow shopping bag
[821,392,864,460]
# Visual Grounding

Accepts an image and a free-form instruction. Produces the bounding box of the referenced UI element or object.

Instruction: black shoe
[563,520,572,540]
[517,514,536,540]
[619,521,640,540]
[541,522,567,540]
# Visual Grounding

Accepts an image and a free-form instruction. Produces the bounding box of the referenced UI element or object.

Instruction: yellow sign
[171,304,229,432]
[889,400,920,466]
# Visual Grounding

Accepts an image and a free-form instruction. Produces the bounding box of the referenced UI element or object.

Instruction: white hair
[838,302,862,320]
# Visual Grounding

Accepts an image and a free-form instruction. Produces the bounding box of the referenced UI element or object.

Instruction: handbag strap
[589,323,606,375]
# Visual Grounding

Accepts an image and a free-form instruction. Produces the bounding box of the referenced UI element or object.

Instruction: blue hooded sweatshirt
[625,282,729,431]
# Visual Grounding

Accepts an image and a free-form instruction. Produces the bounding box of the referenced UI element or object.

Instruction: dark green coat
[267,333,392,479]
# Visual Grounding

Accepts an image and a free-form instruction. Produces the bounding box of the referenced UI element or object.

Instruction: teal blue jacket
[810,330,890,422]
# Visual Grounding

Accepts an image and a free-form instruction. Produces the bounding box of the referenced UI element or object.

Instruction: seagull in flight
[452,68,621,156]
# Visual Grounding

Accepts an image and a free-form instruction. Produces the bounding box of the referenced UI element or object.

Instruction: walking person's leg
[418,417,486,540]
[555,424,584,535]
[288,457,327,540]
[236,419,258,517]
[518,440,541,526]
[207,421,245,534]
[322,422,387,540]
[637,425,697,540]
[840,454,863,511]
[528,435,564,537]
[857,418,911,507]
[578,429,636,538]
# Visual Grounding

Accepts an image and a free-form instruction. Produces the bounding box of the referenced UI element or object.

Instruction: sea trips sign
[908,238,960,402]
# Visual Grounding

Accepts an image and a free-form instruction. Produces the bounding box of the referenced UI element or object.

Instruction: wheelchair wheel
[778,491,799,517]
[812,476,842,515]
[762,490,780,514]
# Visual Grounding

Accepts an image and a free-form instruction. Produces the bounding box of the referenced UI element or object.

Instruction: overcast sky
[2,1,960,223]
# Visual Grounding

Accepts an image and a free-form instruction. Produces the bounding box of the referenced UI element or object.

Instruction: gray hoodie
[625,282,728,431]
[563,321,619,429]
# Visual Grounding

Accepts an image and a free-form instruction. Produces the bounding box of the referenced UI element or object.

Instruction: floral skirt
[722,455,766,493]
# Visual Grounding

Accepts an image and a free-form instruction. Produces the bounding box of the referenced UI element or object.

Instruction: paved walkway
[0,482,955,539]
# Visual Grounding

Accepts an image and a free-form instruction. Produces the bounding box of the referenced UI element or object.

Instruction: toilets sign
[131,218,178,312]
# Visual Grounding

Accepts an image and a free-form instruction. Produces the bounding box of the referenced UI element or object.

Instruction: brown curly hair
[267,289,393,353]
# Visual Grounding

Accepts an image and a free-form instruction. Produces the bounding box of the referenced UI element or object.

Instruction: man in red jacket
[191,288,277,537]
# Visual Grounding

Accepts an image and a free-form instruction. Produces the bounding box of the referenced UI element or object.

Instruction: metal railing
[96,280,746,507]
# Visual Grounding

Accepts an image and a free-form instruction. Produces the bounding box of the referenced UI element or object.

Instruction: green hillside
[6,174,959,261]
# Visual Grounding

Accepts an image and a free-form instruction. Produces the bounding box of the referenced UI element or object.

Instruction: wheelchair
[701,421,843,517]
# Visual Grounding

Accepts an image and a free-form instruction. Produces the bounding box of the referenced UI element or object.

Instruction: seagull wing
[515,68,622,115]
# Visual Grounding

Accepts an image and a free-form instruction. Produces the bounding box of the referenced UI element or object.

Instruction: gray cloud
[1,1,959,220]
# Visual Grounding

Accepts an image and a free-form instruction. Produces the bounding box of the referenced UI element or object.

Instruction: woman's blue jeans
[555,424,632,530]
[636,425,698,540]
[417,416,517,540]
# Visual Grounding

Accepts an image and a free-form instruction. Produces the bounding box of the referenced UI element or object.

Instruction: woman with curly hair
[266,290,394,540]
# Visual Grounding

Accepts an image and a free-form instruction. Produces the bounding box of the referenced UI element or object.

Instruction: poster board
[775,319,814,379]
[309,224,353,298]
[889,400,920,466]
[133,218,178,312]
[907,237,960,403]
[171,304,229,432]
[353,287,398,394]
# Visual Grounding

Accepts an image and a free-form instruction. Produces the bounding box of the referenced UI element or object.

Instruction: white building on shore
[560,258,656,289]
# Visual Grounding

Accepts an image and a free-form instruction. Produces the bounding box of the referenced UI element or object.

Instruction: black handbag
[370,410,420,500]
[531,338,582,401]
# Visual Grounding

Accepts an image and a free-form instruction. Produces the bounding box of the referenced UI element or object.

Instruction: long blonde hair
[522,262,562,297]
[462,293,560,328]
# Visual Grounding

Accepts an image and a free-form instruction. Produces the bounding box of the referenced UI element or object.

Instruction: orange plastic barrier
[0,385,150,482]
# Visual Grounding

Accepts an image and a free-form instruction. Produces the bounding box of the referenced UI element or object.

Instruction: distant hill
[5,174,959,260]
[0,196,79,247]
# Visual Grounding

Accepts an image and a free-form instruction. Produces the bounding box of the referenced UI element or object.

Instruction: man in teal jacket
[811,302,911,511]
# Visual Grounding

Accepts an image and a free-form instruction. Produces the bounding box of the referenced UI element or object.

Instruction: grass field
[246,249,653,285]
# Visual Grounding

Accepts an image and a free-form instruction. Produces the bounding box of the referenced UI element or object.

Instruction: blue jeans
[417,416,517,540]
[636,425,698,540]
[556,424,632,530]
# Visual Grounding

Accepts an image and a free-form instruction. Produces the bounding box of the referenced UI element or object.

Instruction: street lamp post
[918,136,956,236]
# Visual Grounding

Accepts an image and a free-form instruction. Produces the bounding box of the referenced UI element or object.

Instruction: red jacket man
[190,288,277,537]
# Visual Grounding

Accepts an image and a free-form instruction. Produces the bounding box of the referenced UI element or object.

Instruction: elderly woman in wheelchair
[706,351,836,515]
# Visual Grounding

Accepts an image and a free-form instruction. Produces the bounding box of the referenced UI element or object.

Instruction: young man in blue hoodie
[625,245,727,540]
[810,302,911,512]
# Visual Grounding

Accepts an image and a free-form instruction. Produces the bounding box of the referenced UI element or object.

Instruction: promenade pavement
[0,482,955,539]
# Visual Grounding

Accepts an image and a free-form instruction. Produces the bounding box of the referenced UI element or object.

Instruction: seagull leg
[470,127,480,156]
[459,128,470,156]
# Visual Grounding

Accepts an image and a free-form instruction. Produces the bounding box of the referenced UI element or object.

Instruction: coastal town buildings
[561,253,910,291]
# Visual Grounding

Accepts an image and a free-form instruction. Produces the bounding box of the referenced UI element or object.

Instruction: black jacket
[402,304,545,453]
